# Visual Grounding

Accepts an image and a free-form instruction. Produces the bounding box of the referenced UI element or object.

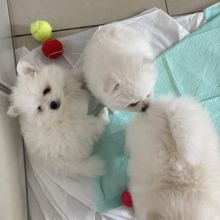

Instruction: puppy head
[83,25,157,112]
[8,62,66,122]
[103,55,157,112]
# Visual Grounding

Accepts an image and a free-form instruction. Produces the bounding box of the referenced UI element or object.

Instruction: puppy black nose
[141,104,149,112]
[50,101,60,110]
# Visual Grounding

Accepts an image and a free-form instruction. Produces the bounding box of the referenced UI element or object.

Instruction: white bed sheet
[17,8,205,220]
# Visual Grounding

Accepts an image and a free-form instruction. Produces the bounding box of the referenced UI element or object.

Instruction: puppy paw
[99,107,109,124]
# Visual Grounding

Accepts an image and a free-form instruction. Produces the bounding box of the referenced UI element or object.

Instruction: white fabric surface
[17,8,205,220]
[174,12,204,33]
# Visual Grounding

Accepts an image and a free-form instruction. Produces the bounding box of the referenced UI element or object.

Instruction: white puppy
[8,62,109,177]
[82,24,157,112]
[126,97,220,220]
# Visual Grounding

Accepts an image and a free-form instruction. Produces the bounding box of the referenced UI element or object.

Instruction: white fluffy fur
[8,62,109,177]
[82,24,157,111]
[126,97,220,220]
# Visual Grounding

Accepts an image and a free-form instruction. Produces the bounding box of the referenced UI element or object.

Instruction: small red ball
[42,39,63,59]
[121,190,133,208]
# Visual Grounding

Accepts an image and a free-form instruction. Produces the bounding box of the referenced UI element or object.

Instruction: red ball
[42,39,63,59]
[121,190,133,208]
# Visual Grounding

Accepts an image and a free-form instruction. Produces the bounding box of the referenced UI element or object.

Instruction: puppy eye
[112,83,119,92]
[147,93,151,98]
[43,86,51,95]
[37,106,43,112]
[129,101,139,107]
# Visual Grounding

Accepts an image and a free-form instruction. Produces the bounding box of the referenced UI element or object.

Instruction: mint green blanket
[94,5,220,213]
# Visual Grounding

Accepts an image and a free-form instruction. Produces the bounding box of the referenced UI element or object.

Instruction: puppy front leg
[85,107,109,143]
[98,107,109,124]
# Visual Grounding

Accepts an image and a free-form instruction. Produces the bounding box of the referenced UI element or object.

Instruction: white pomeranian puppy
[82,24,157,112]
[126,97,220,220]
[8,61,109,177]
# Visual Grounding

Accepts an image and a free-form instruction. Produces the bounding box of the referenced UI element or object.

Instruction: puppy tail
[74,156,105,178]
[166,97,207,166]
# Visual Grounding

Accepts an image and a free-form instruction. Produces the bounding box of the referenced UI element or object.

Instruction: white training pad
[17,8,205,220]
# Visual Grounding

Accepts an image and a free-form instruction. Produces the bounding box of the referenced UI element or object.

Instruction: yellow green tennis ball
[30,20,52,42]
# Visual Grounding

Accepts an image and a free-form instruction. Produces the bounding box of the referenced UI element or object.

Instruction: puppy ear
[7,105,20,117]
[104,78,120,94]
[17,61,37,77]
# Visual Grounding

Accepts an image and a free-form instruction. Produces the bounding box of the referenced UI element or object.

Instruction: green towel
[205,2,220,21]
[93,4,220,213]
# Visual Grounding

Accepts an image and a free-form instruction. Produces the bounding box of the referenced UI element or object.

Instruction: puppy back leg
[166,99,207,166]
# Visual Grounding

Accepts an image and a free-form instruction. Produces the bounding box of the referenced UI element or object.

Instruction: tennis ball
[42,39,64,59]
[30,20,52,42]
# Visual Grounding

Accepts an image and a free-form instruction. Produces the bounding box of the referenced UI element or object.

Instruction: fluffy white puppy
[8,62,109,177]
[82,24,157,112]
[126,97,220,220]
